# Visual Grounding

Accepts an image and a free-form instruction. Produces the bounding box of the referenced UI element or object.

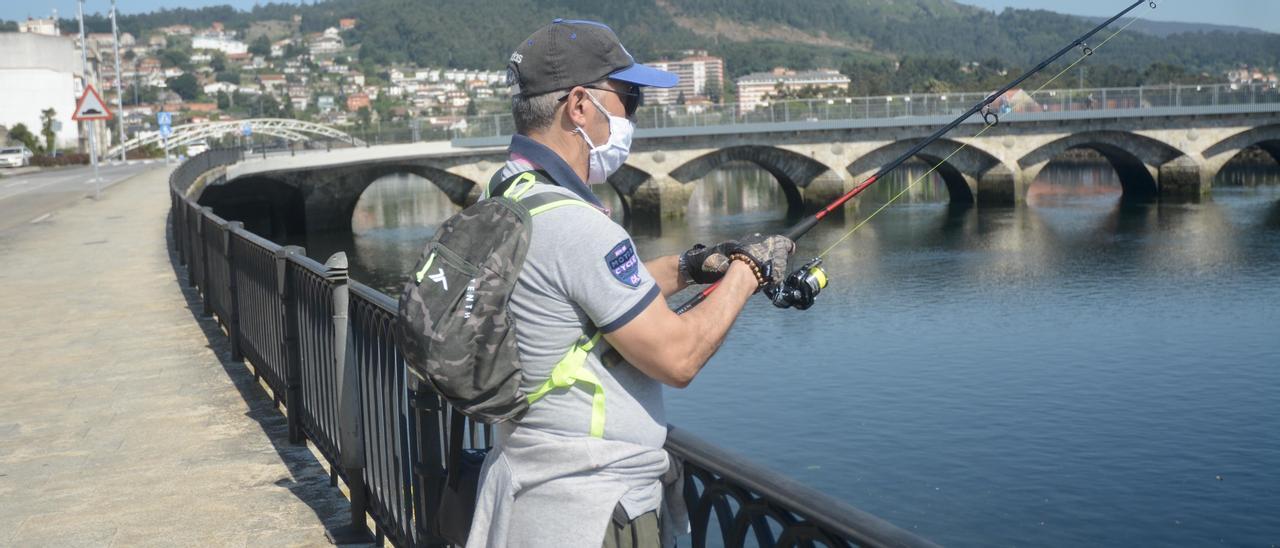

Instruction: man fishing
[464,18,796,548]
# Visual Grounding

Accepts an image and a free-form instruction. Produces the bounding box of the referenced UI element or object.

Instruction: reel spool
[768,258,828,310]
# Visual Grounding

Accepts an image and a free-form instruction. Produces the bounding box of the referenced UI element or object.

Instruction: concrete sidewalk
[0,168,352,546]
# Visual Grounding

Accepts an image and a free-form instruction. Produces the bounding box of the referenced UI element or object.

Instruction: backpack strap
[526,332,606,438]
[518,192,598,217]
[485,170,549,200]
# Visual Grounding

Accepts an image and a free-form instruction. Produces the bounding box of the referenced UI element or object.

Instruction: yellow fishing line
[817,7,1151,260]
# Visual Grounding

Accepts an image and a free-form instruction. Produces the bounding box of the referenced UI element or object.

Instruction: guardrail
[447,82,1280,140]
[169,148,939,547]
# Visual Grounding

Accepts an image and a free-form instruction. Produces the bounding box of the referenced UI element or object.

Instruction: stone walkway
[0,168,353,546]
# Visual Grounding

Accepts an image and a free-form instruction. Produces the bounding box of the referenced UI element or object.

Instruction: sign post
[73,84,113,199]
[157,112,172,164]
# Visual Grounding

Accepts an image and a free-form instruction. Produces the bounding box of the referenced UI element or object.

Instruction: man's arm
[644,255,686,297]
[603,261,757,388]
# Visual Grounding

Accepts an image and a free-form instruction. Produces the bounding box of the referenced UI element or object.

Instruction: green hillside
[56,0,1280,89]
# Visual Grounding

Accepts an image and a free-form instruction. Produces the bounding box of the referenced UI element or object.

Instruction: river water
[307,159,1280,547]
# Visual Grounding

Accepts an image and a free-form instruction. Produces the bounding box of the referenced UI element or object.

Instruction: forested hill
[61,0,1280,83]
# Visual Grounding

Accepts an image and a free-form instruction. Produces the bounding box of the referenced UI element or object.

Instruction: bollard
[324,252,374,544]
[225,221,244,362]
[277,245,307,445]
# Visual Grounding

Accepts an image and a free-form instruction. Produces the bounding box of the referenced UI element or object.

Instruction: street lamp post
[111,0,126,162]
[77,0,101,199]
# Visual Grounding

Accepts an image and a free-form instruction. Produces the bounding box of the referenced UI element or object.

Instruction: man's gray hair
[511,80,608,135]
[511,90,561,135]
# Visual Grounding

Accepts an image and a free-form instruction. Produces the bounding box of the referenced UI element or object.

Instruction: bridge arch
[211,162,479,234]
[197,175,306,243]
[845,138,1004,203]
[327,163,478,234]
[1202,124,1280,178]
[667,145,835,214]
[1018,131,1185,200]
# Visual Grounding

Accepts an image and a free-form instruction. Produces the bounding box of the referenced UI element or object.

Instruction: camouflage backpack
[394,171,601,424]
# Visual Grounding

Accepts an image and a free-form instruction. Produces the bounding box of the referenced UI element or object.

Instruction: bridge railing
[168,148,940,548]
[442,82,1280,140]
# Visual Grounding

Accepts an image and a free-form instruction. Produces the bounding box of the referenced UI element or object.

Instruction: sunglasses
[559,84,643,117]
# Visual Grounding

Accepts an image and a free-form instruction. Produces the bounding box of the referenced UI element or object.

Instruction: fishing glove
[726,233,795,291]
[679,241,736,285]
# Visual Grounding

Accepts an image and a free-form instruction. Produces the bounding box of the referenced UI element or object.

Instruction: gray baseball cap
[507,19,678,97]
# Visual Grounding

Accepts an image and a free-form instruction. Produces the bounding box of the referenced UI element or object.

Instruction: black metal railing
[167,148,939,548]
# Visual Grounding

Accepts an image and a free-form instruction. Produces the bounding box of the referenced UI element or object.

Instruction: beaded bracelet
[728,253,767,289]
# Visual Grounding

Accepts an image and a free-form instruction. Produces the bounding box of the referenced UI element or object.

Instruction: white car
[0,146,33,168]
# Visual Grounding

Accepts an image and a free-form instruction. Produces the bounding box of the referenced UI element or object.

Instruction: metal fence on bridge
[169,148,939,548]
[429,82,1280,141]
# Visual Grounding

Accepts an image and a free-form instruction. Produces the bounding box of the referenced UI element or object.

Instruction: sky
[2,0,1278,35]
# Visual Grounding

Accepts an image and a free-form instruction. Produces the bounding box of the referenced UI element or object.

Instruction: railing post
[199,207,213,317]
[410,383,447,545]
[225,221,244,362]
[277,245,307,445]
[186,204,199,288]
[324,252,374,545]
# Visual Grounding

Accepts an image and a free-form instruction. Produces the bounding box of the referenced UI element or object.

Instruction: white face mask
[574,90,634,184]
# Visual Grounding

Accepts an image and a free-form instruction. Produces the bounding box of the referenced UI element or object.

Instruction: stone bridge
[200,105,1280,234]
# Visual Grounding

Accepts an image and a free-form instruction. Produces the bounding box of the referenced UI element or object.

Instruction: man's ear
[564,86,591,128]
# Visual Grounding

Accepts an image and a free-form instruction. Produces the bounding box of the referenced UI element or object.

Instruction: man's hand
[678,241,736,285]
[725,233,795,290]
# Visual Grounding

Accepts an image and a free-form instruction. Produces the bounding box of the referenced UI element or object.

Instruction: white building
[735,68,851,111]
[203,82,239,95]
[0,33,86,149]
[18,16,59,36]
[309,28,344,56]
[192,34,248,55]
[647,52,725,105]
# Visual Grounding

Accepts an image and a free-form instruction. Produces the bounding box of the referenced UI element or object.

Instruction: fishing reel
[766,258,828,310]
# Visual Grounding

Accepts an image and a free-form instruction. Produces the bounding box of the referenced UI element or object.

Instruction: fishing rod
[675,0,1157,314]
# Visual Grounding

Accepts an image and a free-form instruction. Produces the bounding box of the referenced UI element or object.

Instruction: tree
[216,90,231,110]
[159,48,190,69]
[249,35,271,57]
[8,123,41,154]
[356,106,372,129]
[40,109,57,153]
[210,52,227,72]
[166,74,201,101]
[215,71,240,84]
[675,90,686,105]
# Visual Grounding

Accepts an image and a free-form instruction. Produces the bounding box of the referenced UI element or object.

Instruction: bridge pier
[976,164,1020,206]
[303,172,368,233]
[801,176,847,212]
[630,175,692,219]
[1158,156,1211,201]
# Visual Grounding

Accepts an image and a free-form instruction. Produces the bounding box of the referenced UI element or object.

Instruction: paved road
[0,167,354,545]
[0,161,162,234]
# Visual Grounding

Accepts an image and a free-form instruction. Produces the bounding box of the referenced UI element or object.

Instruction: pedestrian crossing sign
[72,84,113,121]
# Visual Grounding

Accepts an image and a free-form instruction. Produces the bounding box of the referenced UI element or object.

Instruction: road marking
[30,213,51,224]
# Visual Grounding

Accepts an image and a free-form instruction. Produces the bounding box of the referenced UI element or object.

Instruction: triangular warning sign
[72,84,113,121]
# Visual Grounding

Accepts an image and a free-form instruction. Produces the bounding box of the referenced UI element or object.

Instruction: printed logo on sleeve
[605,240,643,288]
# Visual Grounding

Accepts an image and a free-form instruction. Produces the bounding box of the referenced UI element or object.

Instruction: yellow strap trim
[526,332,606,438]
[528,199,598,217]
[503,172,539,200]
[413,252,436,283]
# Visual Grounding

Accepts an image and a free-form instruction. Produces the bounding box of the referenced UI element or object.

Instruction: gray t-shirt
[507,182,666,449]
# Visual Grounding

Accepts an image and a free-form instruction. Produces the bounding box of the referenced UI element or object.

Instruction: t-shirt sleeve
[551,210,660,333]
